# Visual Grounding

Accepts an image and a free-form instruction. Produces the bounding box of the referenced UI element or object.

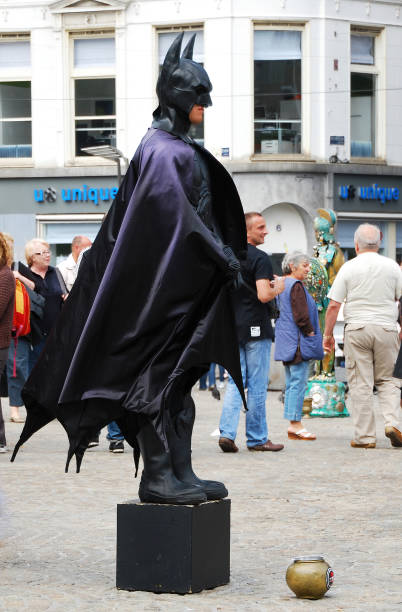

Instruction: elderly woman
[0,233,16,452]
[274,251,323,440]
[24,239,64,370]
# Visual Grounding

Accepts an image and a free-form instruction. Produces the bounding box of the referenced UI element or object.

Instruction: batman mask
[152,32,212,140]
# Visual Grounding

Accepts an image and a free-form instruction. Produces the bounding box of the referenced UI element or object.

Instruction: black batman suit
[13,33,247,505]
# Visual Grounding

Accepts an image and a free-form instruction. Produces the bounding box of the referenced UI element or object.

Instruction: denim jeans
[6,337,30,406]
[283,360,310,422]
[107,421,124,441]
[0,348,9,446]
[29,338,46,373]
[219,339,271,447]
[199,363,223,389]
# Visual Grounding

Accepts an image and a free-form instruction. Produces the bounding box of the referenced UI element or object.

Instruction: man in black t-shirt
[219,212,285,452]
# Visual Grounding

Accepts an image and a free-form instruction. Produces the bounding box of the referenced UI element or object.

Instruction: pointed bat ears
[158,32,196,91]
[181,33,196,59]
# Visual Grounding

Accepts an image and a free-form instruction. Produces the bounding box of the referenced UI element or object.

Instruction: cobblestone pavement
[0,387,401,611]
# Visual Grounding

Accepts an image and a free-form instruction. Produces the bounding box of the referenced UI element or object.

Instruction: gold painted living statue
[304,209,349,417]
[311,209,344,378]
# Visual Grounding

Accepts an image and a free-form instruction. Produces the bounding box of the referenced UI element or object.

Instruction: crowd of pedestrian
[0,234,89,452]
[217,219,402,453]
[1,220,402,456]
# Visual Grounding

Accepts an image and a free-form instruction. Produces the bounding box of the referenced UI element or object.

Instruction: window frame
[252,22,307,160]
[0,34,32,165]
[36,213,105,266]
[350,27,384,162]
[69,30,116,165]
[155,25,205,146]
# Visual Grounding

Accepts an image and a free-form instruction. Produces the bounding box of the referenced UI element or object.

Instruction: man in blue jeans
[219,212,284,452]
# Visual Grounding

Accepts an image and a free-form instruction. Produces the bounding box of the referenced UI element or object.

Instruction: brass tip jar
[286,555,334,599]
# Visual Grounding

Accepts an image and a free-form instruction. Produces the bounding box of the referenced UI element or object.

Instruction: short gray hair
[354,223,381,251]
[282,251,309,275]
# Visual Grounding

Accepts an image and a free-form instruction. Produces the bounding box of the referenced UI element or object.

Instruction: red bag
[11,279,31,376]
[13,279,31,338]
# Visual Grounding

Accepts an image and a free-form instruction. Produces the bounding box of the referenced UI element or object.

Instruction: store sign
[334,174,402,214]
[34,184,118,206]
[339,183,399,204]
[330,136,345,145]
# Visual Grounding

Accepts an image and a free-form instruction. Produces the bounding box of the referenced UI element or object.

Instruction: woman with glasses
[24,239,64,371]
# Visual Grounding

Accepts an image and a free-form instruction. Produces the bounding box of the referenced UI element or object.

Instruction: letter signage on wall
[334,175,402,214]
[34,184,118,206]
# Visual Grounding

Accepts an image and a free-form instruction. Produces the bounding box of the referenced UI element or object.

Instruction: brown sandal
[288,428,316,441]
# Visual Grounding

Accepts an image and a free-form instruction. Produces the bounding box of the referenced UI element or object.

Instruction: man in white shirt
[57,235,92,292]
[323,223,402,448]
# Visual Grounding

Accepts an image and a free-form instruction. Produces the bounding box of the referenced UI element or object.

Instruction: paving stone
[0,388,401,611]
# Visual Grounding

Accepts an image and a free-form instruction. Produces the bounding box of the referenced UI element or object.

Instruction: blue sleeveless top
[274,277,324,362]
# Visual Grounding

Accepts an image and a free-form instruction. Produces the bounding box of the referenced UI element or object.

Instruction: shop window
[36,215,104,265]
[351,73,375,158]
[71,34,116,158]
[0,40,30,69]
[395,223,402,265]
[337,219,384,260]
[0,38,31,159]
[254,29,302,155]
[0,81,32,158]
[350,32,377,159]
[74,38,115,69]
[158,29,204,146]
[75,78,116,156]
[351,35,374,65]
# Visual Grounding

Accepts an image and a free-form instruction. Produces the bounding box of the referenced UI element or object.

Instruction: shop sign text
[339,183,399,204]
[34,184,118,206]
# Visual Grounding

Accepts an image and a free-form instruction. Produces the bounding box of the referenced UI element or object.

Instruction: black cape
[13,128,247,471]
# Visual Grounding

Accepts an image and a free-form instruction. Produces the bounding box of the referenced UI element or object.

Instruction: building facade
[1,0,402,265]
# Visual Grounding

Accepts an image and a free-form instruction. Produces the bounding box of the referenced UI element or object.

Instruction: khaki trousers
[344,324,402,444]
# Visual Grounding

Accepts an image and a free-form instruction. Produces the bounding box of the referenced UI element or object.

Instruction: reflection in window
[75,78,116,156]
[0,81,32,158]
[254,30,301,154]
[0,41,30,68]
[351,35,374,65]
[158,31,204,146]
[351,73,375,158]
[74,38,115,69]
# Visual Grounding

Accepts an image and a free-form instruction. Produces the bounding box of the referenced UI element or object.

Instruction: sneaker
[0,445,8,453]
[88,436,99,448]
[109,440,124,453]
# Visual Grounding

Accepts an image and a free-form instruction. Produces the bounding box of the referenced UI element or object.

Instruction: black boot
[136,421,206,505]
[169,395,228,501]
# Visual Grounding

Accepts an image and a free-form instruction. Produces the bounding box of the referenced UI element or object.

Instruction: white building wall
[0,0,402,168]
[231,17,253,161]
[204,17,233,159]
[31,26,60,167]
[385,25,402,166]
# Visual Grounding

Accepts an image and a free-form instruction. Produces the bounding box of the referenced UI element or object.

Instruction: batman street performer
[12,33,251,505]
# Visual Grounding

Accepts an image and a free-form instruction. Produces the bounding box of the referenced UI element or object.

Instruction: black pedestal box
[116,499,230,593]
